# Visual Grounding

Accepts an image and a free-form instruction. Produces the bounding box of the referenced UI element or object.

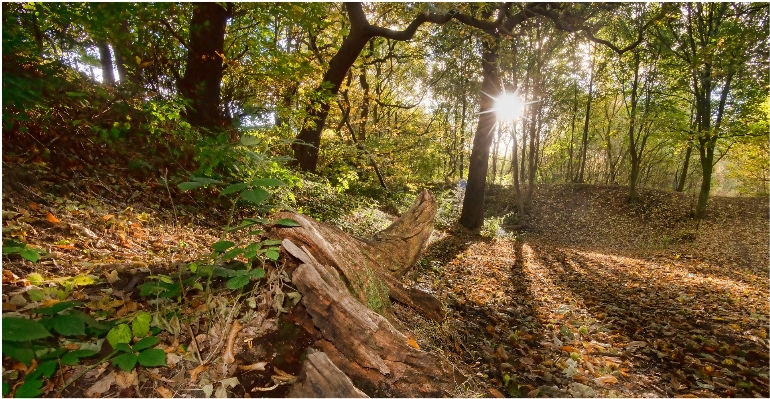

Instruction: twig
[186,323,204,365]
[163,168,179,228]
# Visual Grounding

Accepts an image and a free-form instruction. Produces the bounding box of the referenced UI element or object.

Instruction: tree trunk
[578,44,597,183]
[676,144,692,192]
[695,143,714,218]
[97,41,115,85]
[178,2,229,131]
[510,123,524,216]
[269,190,466,397]
[291,3,452,173]
[459,39,500,230]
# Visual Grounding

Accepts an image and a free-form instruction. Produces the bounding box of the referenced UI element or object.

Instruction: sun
[493,92,526,122]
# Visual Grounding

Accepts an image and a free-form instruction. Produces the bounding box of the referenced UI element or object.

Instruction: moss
[355,266,390,315]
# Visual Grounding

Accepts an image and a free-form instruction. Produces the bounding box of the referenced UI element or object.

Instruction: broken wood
[269,189,465,397]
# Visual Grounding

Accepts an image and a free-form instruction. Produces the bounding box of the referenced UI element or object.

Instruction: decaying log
[269,189,465,397]
[272,190,443,322]
[288,349,367,398]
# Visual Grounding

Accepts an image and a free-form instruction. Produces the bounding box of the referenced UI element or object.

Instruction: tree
[178,2,231,131]
[291,3,452,172]
[657,2,768,218]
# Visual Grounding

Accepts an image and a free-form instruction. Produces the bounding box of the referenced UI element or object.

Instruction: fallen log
[271,190,465,397]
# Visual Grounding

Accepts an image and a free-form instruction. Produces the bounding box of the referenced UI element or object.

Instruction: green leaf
[249,268,266,279]
[212,240,236,252]
[51,314,85,336]
[19,248,41,263]
[27,288,45,302]
[191,176,223,185]
[261,239,282,246]
[221,248,245,261]
[226,275,251,290]
[273,218,300,227]
[240,188,270,205]
[26,273,44,285]
[240,135,260,147]
[60,349,98,366]
[220,183,248,195]
[226,219,259,233]
[26,360,57,380]
[133,336,161,351]
[3,381,9,397]
[132,311,152,338]
[265,249,280,261]
[15,378,43,398]
[137,348,166,367]
[177,181,206,192]
[112,353,138,371]
[114,343,134,353]
[69,309,106,329]
[2,342,35,366]
[213,267,240,278]
[38,348,67,360]
[34,301,82,315]
[107,324,132,348]
[2,317,52,341]
[252,178,285,187]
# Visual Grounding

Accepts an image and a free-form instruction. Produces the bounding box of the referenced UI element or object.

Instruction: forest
[1,2,768,398]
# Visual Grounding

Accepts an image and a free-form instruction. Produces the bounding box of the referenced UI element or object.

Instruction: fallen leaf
[86,372,116,397]
[238,362,266,371]
[156,386,173,398]
[46,212,61,224]
[596,375,618,385]
[115,370,138,389]
[115,301,138,317]
[3,270,20,284]
[407,338,420,350]
[29,202,40,211]
[190,364,208,382]
[103,214,115,221]
[105,270,120,284]
[55,244,77,250]
[489,388,505,398]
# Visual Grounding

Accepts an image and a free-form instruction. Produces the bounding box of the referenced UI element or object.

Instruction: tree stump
[270,190,465,397]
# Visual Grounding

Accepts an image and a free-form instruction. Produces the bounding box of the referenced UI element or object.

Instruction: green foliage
[2,239,46,263]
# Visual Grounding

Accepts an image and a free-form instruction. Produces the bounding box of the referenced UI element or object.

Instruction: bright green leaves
[2,317,52,341]
[132,311,152,338]
[240,187,270,205]
[109,332,165,371]
[107,324,132,348]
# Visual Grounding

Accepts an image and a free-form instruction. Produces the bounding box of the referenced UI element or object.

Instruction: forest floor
[2,158,768,398]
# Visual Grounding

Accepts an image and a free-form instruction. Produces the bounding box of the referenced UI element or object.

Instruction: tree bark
[578,43,596,183]
[178,2,230,131]
[270,190,465,396]
[459,38,500,230]
[97,41,115,85]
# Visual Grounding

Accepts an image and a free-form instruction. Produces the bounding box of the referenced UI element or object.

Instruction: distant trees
[3,1,767,223]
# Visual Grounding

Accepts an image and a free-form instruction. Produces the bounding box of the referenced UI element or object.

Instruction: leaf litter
[3,158,768,398]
